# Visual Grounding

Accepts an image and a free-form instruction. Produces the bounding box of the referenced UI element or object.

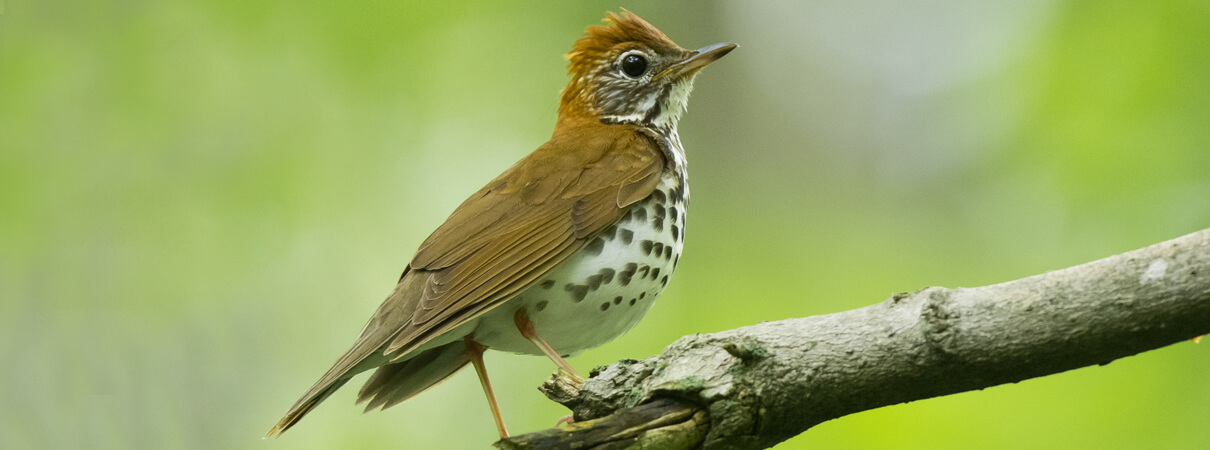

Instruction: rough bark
[496,228,1210,450]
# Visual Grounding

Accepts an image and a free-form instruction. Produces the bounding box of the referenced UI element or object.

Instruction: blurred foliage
[2,0,1208,448]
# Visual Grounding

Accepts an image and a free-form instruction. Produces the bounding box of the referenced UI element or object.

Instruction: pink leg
[464,336,508,439]
[514,311,583,381]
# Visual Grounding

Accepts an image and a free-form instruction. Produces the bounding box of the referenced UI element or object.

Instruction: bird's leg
[464,336,508,439]
[514,310,585,385]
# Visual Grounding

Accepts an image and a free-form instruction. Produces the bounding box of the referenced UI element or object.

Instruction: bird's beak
[656,42,738,81]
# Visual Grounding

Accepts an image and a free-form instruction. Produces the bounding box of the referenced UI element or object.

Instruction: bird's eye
[620,53,648,78]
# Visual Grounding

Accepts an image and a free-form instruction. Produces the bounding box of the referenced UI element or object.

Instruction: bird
[266,10,735,439]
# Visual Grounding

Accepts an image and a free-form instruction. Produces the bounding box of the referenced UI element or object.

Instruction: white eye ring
[618,50,650,78]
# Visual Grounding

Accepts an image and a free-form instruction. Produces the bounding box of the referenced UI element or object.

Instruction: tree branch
[496,228,1210,450]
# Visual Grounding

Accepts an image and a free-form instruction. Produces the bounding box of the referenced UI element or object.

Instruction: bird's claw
[557,367,586,388]
[556,414,576,427]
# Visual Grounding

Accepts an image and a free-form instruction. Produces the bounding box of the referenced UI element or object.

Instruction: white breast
[469,172,687,356]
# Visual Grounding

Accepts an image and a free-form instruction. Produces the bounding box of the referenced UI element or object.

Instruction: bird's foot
[557,367,585,389]
[556,414,576,427]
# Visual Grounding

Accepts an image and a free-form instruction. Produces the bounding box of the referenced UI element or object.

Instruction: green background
[4,1,1209,448]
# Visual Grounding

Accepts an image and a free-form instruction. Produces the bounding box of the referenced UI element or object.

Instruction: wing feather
[414,210,568,324]
[274,122,666,432]
[270,106,667,440]
[383,122,665,358]
[274,122,667,428]
[385,229,580,357]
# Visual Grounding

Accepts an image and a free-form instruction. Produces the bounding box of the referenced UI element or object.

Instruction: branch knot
[920,286,960,356]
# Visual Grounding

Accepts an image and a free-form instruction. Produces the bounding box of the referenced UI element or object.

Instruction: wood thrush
[267,10,735,439]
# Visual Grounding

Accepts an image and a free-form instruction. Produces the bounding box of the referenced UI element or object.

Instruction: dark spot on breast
[652,242,664,257]
[668,207,677,223]
[586,274,603,290]
[540,280,555,289]
[639,292,646,299]
[536,300,548,311]
[598,268,615,284]
[640,240,654,256]
[650,268,661,280]
[618,263,638,286]
[652,207,666,231]
[584,237,605,256]
[670,185,685,203]
[671,225,679,242]
[600,302,610,311]
[673,254,680,269]
[603,225,617,239]
[650,189,667,205]
[653,205,666,220]
[661,275,669,286]
[620,209,633,222]
[567,285,589,302]
[629,298,637,306]
[633,208,647,223]
[637,265,650,278]
[613,296,622,305]
[664,247,673,260]
[619,228,634,245]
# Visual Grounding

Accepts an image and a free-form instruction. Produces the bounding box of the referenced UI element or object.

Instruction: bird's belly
[470,183,686,356]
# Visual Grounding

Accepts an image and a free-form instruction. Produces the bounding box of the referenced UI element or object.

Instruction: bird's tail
[264,378,350,438]
[356,340,471,412]
[265,334,390,438]
[265,340,470,438]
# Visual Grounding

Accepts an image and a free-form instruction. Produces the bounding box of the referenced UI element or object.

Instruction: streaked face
[581,43,696,129]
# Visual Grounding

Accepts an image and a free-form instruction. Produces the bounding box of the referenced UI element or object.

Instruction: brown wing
[267,122,664,437]
[384,122,665,356]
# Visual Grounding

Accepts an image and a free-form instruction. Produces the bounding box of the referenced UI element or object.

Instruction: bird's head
[558,10,736,131]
